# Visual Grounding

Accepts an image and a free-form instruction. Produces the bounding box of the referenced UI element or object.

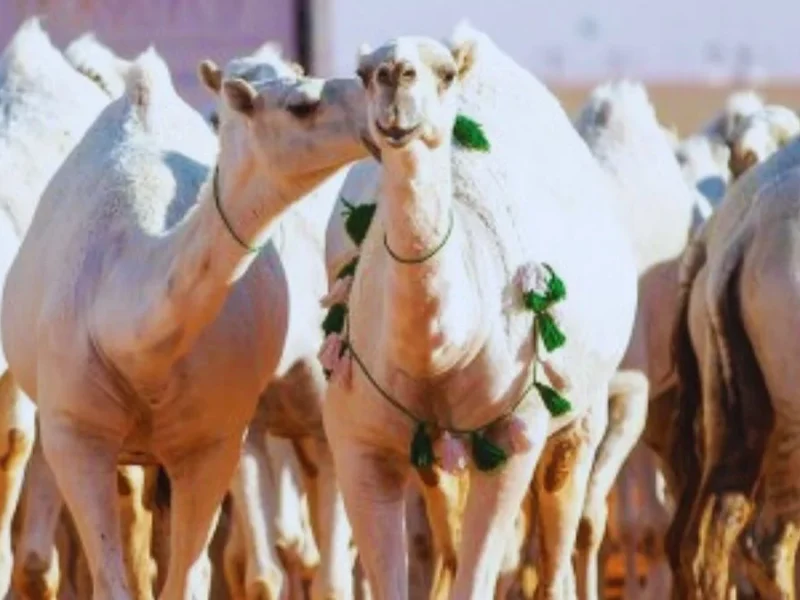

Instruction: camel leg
[223,502,247,599]
[222,430,284,600]
[406,484,434,598]
[450,411,548,600]
[576,371,648,600]
[308,437,351,600]
[495,492,532,600]
[535,401,608,600]
[117,465,156,600]
[38,418,130,600]
[13,432,63,599]
[160,439,238,600]
[413,468,467,600]
[0,371,36,596]
[327,436,409,600]
[679,327,770,599]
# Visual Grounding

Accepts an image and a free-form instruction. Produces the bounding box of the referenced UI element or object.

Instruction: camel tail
[704,233,773,492]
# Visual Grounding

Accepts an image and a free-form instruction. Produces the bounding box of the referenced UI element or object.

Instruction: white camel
[198,44,354,598]
[728,104,800,180]
[0,18,119,597]
[571,80,695,600]
[1,42,370,600]
[321,23,636,599]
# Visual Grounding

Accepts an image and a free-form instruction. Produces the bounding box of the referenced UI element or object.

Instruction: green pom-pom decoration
[544,264,566,303]
[322,303,347,337]
[523,291,551,313]
[453,114,490,152]
[535,382,572,417]
[410,422,435,469]
[470,430,508,472]
[342,200,377,247]
[537,313,567,353]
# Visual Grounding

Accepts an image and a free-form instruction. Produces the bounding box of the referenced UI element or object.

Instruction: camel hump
[124,46,174,118]
[2,16,62,71]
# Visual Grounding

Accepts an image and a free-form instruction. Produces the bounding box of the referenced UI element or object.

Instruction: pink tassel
[506,416,533,454]
[331,351,353,389]
[321,275,354,308]
[514,262,549,297]
[318,333,344,372]
[438,432,467,474]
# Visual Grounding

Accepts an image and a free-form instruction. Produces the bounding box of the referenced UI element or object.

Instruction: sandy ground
[553,82,800,134]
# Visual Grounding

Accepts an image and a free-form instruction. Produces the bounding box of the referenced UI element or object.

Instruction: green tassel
[342,200,377,247]
[535,382,571,417]
[410,422,435,469]
[453,114,490,152]
[536,313,566,352]
[337,256,359,279]
[544,264,567,303]
[322,303,347,337]
[523,290,552,313]
[470,430,508,472]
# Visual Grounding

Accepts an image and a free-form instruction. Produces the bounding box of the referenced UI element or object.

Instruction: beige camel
[321,23,636,599]
[0,18,122,597]
[570,80,695,600]
[669,136,800,597]
[198,45,355,599]
[1,41,370,600]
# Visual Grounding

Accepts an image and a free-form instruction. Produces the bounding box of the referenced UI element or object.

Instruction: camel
[0,18,123,597]
[569,80,695,600]
[64,32,132,99]
[1,40,370,600]
[675,134,731,226]
[728,104,800,180]
[320,23,636,599]
[669,134,800,598]
[700,89,765,146]
[197,45,355,599]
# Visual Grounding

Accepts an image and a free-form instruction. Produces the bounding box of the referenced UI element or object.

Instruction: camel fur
[1,39,369,600]
[321,23,636,599]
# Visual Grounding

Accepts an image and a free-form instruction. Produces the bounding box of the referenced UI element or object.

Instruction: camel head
[356,36,476,151]
[728,106,800,180]
[64,32,131,99]
[198,58,369,191]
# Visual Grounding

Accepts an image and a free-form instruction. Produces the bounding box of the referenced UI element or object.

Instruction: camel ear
[198,59,222,94]
[356,43,374,86]
[451,39,477,80]
[223,78,260,116]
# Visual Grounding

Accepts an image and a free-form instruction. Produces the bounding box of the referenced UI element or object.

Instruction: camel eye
[377,67,391,85]
[440,69,456,86]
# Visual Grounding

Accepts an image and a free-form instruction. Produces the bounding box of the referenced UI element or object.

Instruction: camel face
[357,37,465,151]
[217,75,369,189]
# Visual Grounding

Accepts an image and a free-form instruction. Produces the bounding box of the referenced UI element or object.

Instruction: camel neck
[133,157,294,366]
[379,143,481,377]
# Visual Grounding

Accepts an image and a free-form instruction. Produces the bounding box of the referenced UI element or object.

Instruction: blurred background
[2,0,799,133]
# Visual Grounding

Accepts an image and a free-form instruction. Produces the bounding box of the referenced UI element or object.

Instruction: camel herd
[0,13,798,600]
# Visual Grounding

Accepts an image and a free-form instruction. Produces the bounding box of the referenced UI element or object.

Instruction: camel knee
[577,501,608,555]
[0,425,34,477]
[13,551,59,600]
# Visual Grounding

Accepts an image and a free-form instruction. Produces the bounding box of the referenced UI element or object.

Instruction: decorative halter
[320,114,572,474]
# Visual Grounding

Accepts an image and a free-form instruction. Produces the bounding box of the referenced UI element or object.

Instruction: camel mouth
[374,121,421,147]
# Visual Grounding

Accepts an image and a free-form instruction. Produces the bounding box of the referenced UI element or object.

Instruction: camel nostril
[402,68,416,81]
